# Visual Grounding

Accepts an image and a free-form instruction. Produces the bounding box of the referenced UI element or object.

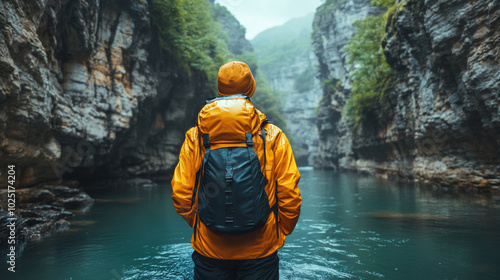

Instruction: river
[2,169,500,279]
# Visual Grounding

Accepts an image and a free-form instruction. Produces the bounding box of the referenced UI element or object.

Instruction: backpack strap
[192,132,211,241]
[192,131,204,208]
[193,133,211,203]
[259,119,269,170]
[259,119,279,239]
[202,134,211,176]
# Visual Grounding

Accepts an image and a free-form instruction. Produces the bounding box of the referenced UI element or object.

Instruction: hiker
[171,61,302,280]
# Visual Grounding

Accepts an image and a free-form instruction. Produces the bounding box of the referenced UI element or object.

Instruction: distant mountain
[251,14,321,166]
[252,13,314,45]
[252,13,314,76]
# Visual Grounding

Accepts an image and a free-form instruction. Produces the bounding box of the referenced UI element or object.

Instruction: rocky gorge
[312,0,500,190]
[1,0,499,251]
[252,14,322,166]
[0,0,244,246]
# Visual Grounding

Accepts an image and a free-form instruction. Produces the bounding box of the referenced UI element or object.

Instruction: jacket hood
[217,61,256,98]
[198,96,266,145]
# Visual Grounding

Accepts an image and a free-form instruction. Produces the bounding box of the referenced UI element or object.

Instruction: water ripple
[123,243,194,280]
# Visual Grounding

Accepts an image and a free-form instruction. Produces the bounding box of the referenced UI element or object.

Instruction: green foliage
[151,0,288,134]
[317,0,347,16]
[294,67,316,93]
[151,0,230,88]
[370,0,397,8]
[344,5,395,126]
[321,78,340,94]
[232,51,259,74]
[386,1,410,28]
[252,14,314,76]
[213,4,246,38]
[251,15,316,145]
[254,37,310,76]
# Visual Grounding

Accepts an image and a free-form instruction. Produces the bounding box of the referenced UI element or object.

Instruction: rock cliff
[313,0,500,190]
[214,3,253,55]
[312,0,384,170]
[277,50,322,166]
[253,15,322,166]
[0,0,213,245]
[0,0,212,187]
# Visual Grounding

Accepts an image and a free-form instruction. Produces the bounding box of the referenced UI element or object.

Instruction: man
[171,61,302,279]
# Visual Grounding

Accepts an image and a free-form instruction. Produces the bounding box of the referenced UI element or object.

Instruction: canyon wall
[0,0,212,189]
[252,15,322,166]
[312,0,384,170]
[313,0,500,190]
[0,0,235,245]
[276,50,322,166]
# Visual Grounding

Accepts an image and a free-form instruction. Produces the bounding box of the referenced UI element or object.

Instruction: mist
[215,0,323,39]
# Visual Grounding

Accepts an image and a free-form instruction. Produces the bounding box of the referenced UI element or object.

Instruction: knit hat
[217,61,256,97]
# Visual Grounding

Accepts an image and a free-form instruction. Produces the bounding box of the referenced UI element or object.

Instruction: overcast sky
[215,0,323,40]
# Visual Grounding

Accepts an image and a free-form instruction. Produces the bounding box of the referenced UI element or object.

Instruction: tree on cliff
[151,0,288,131]
[151,0,229,86]
[344,0,396,126]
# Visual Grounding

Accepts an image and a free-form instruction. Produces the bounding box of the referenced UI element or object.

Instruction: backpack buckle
[203,134,210,148]
[245,133,253,146]
[225,167,233,183]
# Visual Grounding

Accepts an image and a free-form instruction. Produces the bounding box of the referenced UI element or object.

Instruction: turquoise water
[2,169,500,279]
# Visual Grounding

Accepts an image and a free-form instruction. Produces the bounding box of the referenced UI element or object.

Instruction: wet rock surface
[0,0,214,246]
[0,0,211,188]
[313,0,500,191]
[312,0,384,170]
[0,183,93,247]
[0,0,256,247]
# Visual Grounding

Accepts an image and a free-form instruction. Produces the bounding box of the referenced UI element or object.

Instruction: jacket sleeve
[273,130,302,235]
[171,127,200,227]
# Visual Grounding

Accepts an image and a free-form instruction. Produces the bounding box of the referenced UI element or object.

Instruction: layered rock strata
[266,51,322,166]
[313,0,500,190]
[312,0,384,169]
[0,0,212,245]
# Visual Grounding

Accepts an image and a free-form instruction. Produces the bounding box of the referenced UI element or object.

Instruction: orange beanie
[217,61,256,97]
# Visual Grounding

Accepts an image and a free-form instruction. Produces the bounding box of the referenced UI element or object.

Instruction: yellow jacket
[171,61,301,260]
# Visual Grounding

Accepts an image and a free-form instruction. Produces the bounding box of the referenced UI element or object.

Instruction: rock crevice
[0,0,214,246]
[313,0,500,190]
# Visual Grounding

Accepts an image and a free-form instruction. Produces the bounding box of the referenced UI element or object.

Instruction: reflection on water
[1,170,500,279]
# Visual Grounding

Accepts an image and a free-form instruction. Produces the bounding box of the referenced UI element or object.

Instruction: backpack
[192,94,276,235]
